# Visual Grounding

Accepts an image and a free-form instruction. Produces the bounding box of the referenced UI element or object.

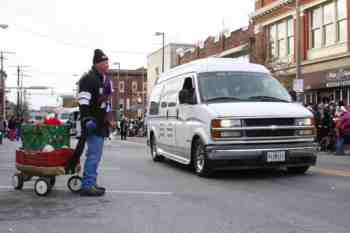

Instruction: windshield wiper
[206,96,244,102]
[247,95,289,102]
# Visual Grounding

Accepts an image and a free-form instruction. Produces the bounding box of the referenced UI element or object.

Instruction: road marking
[100,167,121,171]
[106,190,173,195]
[116,140,146,146]
[0,186,173,196]
[311,167,350,177]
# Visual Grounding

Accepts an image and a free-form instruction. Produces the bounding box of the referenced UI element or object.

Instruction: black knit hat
[93,49,108,64]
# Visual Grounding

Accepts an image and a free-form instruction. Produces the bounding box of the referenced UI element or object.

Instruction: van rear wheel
[193,139,212,177]
[150,136,164,162]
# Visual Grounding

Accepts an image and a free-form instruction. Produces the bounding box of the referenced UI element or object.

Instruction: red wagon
[13,148,82,196]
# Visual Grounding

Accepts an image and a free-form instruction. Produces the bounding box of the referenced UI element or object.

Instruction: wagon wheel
[34,178,50,196]
[67,176,82,193]
[12,174,24,190]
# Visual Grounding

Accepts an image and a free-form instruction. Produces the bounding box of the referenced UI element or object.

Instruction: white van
[146,58,317,177]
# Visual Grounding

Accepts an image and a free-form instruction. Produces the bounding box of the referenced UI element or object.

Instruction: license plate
[266,151,286,162]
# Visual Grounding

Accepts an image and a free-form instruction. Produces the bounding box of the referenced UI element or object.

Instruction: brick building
[108,68,147,120]
[252,0,350,105]
[176,26,255,65]
[61,95,78,108]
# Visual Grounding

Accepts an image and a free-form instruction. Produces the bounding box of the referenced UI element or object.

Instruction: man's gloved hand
[86,120,96,130]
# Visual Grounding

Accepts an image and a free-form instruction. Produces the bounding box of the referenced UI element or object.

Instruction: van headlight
[295,118,314,126]
[211,119,241,128]
[297,129,314,136]
[211,119,242,139]
[296,118,315,136]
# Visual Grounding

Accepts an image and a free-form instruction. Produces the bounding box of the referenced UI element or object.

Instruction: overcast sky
[0,0,254,110]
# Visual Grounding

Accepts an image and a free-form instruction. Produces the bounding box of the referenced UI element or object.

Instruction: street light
[155,32,165,73]
[113,62,121,120]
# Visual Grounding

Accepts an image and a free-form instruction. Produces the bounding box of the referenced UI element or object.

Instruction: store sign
[324,69,350,88]
[326,82,342,88]
[326,69,350,82]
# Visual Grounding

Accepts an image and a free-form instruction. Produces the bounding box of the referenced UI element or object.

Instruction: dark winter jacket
[78,67,109,137]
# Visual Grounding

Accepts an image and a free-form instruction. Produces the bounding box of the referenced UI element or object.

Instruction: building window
[132,81,137,93]
[310,0,347,49]
[267,18,294,61]
[119,81,124,93]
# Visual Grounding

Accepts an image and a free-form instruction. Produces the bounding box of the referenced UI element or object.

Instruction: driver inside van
[180,78,195,103]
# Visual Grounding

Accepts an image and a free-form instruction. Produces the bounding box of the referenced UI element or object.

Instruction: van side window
[180,77,197,104]
[149,85,163,115]
[159,78,184,110]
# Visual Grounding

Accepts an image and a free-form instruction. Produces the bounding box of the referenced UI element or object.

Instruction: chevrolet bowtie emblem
[270,125,278,130]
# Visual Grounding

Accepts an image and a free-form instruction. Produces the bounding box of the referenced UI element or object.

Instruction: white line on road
[116,140,146,146]
[106,190,173,195]
[0,186,173,196]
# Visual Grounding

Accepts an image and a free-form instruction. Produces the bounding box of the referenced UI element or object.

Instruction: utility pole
[0,51,14,120]
[295,0,302,102]
[11,65,30,117]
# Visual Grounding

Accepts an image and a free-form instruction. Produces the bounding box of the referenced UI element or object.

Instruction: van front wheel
[193,139,212,177]
[287,166,309,174]
[150,137,164,162]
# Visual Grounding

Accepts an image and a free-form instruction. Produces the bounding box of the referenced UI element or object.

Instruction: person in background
[8,116,16,141]
[340,105,350,155]
[334,106,347,155]
[15,117,23,141]
[120,116,128,140]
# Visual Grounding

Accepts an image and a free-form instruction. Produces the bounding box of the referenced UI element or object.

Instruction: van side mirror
[179,89,195,105]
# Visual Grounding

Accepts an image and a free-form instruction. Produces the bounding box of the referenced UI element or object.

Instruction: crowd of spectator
[306,99,350,155]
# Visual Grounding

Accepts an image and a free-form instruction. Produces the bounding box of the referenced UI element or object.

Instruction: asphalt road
[0,138,349,233]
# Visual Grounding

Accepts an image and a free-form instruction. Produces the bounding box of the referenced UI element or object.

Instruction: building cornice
[251,0,293,19]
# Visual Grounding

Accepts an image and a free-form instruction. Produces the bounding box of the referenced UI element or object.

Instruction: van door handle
[166,110,169,119]
[176,109,179,120]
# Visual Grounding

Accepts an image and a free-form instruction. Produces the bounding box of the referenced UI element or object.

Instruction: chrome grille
[244,118,296,138]
[245,129,295,137]
[245,118,295,127]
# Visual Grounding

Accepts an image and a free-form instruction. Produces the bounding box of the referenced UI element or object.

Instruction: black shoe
[95,185,106,192]
[80,186,105,197]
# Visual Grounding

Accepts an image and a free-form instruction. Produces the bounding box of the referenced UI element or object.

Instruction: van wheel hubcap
[151,141,157,158]
[196,146,205,172]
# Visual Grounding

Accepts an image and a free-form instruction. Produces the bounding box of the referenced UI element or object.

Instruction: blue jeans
[16,128,20,141]
[336,137,345,155]
[82,135,104,188]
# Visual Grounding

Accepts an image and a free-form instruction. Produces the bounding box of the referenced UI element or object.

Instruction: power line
[14,23,148,55]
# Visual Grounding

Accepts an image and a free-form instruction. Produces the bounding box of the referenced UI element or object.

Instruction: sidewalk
[113,135,147,144]
[315,151,350,174]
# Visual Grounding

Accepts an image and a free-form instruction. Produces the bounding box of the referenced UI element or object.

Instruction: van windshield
[197,72,291,103]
